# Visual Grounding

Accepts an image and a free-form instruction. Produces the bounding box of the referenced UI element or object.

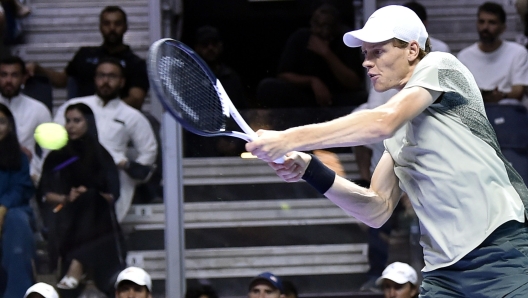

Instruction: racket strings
[157,46,226,132]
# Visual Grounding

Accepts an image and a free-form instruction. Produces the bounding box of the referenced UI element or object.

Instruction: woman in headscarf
[39,103,124,295]
[0,103,35,297]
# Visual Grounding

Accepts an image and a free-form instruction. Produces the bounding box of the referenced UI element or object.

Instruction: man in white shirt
[0,56,52,183]
[458,2,528,104]
[54,58,157,221]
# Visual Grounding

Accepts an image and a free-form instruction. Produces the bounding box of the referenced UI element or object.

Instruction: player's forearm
[325,175,396,228]
[284,109,396,152]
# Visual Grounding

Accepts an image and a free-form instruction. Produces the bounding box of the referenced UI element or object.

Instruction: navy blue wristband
[302,154,336,194]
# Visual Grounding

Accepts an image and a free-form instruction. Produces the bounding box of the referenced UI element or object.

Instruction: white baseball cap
[343,5,428,50]
[115,266,152,292]
[375,262,418,286]
[24,282,59,298]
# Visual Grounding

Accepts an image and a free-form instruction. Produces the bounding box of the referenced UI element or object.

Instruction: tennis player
[246,5,528,297]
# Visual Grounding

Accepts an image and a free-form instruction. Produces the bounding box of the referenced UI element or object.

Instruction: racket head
[148,38,229,137]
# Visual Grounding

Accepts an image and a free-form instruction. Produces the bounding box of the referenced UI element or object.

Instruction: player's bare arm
[272,151,401,228]
[246,86,440,162]
[325,151,401,228]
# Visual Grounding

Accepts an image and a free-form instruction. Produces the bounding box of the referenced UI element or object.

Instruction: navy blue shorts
[420,220,528,297]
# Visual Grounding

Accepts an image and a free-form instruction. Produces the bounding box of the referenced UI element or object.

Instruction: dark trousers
[421,220,528,297]
[0,208,35,297]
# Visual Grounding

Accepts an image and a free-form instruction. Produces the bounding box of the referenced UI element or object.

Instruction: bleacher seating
[123,154,367,282]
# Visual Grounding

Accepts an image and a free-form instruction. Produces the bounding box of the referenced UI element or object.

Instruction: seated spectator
[24,282,59,298]
[193,25,247,109]
[0,56,52,184]
[458,2,528,104]
[282,280,298,298]
[185,284,219,298]
[39,103,124,295]
[114,266,152,298]
[0,103,35,297]
[248,272,285,298]
[0,0,29,46]
[375,262,419,298]
[256,3,366,109]
[26,6,148,109]
[53,58,158,222]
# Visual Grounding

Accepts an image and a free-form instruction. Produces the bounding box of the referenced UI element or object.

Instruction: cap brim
[375,273,410,286]
[343,29,394,47]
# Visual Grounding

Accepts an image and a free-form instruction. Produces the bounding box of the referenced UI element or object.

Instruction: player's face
[115,282,151,298]
[361,40,414,92]
[248,282,284,298]
[477,11,505,44]
[100,11,127,46]
[381,280,417,298]
[95,63,125,101]
[65,109,88,140]
[0,63,25,99]
[0,111,10,142]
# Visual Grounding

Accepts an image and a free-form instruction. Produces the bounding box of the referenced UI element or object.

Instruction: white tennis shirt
[384,52,526,272]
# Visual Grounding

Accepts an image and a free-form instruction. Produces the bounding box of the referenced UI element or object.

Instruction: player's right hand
[268,151,312,183]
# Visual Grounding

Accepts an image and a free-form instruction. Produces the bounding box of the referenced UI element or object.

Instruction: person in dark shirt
[256,3,366,108]
[192,25,248,109]
[26,6,149,110]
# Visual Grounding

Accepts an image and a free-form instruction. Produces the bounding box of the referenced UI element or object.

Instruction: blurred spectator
[515,0,528,48]
[282,280,298,298]
[248,272,285,298]
[114,267,152,298]
[256,3,366,109]
[193,25,248,109]
[458,2,528,104]
[185,284,219,298]
[376,262,419,298]
[39,103,124,294]
[0,0,29,47]
[403,1,450,53]
[0,103,35,297]
[53,58,157,221]
[26,6,149,110]
[24,282,59,298]
[0,56,52,183]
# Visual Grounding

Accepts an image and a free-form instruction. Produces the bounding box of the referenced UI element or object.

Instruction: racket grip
[273,156,285,164]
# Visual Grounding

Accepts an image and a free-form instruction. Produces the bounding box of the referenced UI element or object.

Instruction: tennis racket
[148,38,284,163]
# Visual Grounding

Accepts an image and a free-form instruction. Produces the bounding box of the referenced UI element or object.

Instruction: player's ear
[407,41,420,62]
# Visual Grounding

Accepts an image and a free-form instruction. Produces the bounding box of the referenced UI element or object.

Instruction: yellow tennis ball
[34,123,68,150]
[280,202,290,210]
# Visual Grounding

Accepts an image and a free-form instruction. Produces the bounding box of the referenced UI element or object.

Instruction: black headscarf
[40,103,119,199]
[0,103,21,171]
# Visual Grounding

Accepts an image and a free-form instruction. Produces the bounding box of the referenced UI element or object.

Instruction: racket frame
[148,38,256,142]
